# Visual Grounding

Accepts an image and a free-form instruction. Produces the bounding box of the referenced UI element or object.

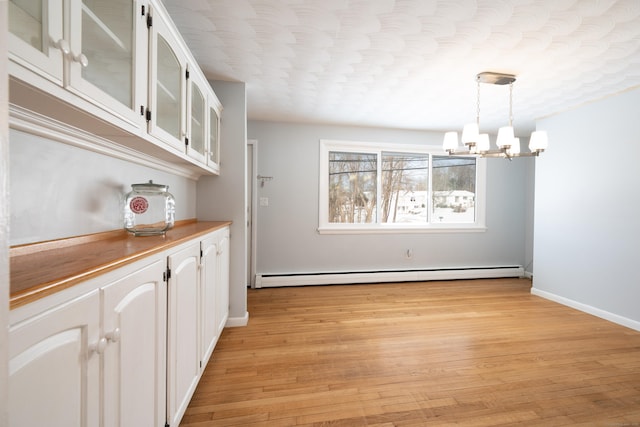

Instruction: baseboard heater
[255,266,524,288]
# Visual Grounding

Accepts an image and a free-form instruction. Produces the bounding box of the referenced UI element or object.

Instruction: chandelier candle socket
[443,72,548,158]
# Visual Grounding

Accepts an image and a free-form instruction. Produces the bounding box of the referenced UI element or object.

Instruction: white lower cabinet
[215,229,230,337]
[102,259,167,427]
[9,290,101,427]
[167,243,201,426]
[200,226,230,367]
[8,225,231,427]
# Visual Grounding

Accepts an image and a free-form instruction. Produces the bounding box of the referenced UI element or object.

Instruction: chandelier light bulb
[477,133,491,152]
[508,137,521,156]
[529,131,549,153]
[496,126,515,149]
[443,131,459,151]
[461,123,479,146]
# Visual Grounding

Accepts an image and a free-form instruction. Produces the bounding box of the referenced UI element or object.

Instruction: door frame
[247,139,258,288]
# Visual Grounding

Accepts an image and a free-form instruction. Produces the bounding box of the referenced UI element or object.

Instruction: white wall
[197,81,248,325]
[9,129,197,245]
[532,87,640,330]
[248,120,535,276]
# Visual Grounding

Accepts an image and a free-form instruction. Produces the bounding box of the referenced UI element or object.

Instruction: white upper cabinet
[8,0,65,84]
[67,0,148,128]
[8,0,223,177]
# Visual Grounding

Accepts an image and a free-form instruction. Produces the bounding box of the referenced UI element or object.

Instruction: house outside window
[319,140,487,234]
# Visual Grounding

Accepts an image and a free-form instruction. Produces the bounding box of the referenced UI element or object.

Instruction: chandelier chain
[509,81,514,127]
[476,77,481,127]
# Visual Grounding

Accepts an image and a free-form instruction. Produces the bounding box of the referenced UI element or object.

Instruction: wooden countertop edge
[10,220,232,309]
[10,218,199,257]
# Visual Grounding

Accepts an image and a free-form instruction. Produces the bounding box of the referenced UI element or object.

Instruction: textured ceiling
[162,0,640,136]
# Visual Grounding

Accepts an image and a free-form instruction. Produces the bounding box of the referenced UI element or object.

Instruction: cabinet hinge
[185,69,190,80]
[146,12,153,28]
[163,267,171,282]
[200,249,203,258]
[145,108,152,122]
[185,137,189,147]
[141,5,145,16]
[165,423,170,427]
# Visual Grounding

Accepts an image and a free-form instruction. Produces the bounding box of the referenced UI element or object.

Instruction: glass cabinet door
[149,7,188,152]
[68,0,146,127]
[8,0,64,84]
[208,100,221,169]
[187,74,207,163]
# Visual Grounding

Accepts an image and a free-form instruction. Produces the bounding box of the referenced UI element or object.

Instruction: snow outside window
[319,140,487,234]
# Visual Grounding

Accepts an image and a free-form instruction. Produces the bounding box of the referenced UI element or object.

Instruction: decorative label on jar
[129,196,149,214]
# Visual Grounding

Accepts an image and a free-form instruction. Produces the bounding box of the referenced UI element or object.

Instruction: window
[319,140,486,233]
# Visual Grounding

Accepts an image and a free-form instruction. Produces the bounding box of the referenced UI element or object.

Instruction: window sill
[317,224,488,235]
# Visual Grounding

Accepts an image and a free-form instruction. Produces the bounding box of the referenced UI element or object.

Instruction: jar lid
[131,180,169,191]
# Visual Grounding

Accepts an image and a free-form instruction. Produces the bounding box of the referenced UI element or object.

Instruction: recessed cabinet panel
[8,0,64,84]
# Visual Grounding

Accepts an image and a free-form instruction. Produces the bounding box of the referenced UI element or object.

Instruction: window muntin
[319,140,486,233]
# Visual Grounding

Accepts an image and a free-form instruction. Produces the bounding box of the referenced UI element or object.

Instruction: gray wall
[9,129,197,245]
[248,120,535,276]
[532,87,640,328]
[197,81,248,323]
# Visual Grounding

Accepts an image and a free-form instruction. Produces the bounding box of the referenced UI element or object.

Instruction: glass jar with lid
[124,180,175,236]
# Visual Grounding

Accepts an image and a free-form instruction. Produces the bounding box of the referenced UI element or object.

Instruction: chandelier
[442,72,548,158]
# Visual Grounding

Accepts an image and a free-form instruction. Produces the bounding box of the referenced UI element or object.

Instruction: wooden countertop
[10,220,232,309]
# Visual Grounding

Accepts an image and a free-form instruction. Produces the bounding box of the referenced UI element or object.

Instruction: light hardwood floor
[181,278,640,426]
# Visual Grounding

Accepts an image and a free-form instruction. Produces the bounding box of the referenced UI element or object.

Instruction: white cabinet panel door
[200,235,218,366]
[167,243,200,426]
[101,259,167,427]
[9,290,100,427]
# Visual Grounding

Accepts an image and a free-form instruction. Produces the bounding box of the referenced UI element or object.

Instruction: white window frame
[318,139,487,234]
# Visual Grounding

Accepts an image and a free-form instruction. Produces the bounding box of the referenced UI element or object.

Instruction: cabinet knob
[51,38,70,55]
[105,328,121,343]
[89,337,108,356]
[73,53,89,68]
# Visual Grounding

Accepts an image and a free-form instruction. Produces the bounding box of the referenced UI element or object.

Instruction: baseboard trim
[226,311,249,327]
[256,266,524,288]
[531,287,640,332]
